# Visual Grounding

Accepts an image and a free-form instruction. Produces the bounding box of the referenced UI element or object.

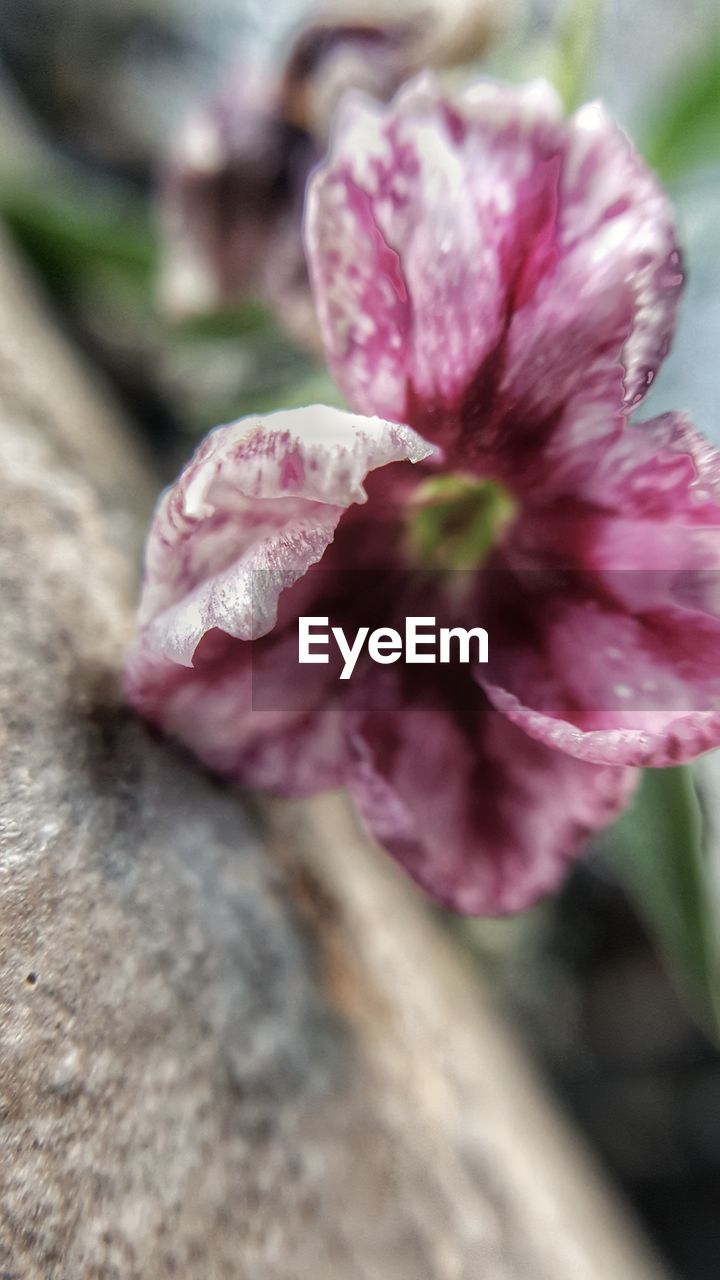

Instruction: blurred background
[0,1,718,1274]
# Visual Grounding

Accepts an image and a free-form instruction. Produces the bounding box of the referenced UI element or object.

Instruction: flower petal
[482,415,720,767]
[484,685,720,770]
[305,74,682,464]
[132,626,348,795]
[306,74,563,430]
[345,678,636,915]
[128,405,432,672]
[498,100,682,423]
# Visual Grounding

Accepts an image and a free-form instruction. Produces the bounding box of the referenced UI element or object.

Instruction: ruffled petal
[481,415,720,767]
[345,677,636,915]
[484,686,720,769]
[305,74,682,466]
[128,404,432,672]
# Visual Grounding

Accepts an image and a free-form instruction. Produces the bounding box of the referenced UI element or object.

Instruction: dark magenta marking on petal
[280,449,306,489]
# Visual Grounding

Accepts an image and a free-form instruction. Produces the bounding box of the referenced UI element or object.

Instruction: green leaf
[610,766,720,1037]
[0,174,155,291]
[170,300,276,342]
[644,37,720,181]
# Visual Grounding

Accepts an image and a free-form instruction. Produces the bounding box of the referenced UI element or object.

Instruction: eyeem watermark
[298,616,489,680]
[248,569,720,713]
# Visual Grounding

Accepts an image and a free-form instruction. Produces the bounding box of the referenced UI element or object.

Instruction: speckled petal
[306,73,564,429]
[127,404,432,676]
[482,415,720,767]
[497,101,683,429]
[305,74,682,462]
[345,680,636,915]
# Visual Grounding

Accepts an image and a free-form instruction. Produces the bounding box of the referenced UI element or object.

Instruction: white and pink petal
[305,73,682,467]
[305,73,564,435]
[130,404,432,671]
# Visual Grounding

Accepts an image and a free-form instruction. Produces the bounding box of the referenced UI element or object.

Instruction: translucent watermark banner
[225,568,720,715]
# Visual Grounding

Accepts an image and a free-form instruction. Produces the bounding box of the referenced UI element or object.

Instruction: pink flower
[127,75,720,914]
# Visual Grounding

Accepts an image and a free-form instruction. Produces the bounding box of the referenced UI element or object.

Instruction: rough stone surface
[0,236,667,1278]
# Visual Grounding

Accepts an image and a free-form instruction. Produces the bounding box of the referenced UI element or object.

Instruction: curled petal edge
[129,404,433,670]
[484,682,720,768]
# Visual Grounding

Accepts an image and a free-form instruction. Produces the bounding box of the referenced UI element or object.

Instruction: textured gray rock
[0,236,666,1279]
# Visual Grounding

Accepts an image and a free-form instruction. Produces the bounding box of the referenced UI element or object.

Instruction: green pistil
[408,474,517,571]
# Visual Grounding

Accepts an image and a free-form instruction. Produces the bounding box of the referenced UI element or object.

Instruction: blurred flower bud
[157,0,512,340]
[310,0,514,71]
[158,67,314,326]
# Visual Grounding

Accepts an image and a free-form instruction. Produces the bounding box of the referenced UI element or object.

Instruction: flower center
[407,474,517,571]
